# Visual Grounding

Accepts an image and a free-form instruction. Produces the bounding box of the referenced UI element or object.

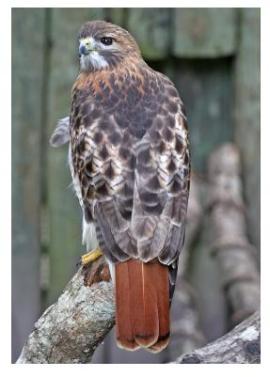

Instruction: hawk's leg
[81,247,103,266]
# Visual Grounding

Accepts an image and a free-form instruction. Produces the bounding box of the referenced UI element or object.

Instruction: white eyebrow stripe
[79,36,95,45]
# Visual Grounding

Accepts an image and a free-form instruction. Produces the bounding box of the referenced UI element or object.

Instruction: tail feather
[115,259,170,352]
[115,262,139,350]
[149,262,170,352]
[129,260,159,348]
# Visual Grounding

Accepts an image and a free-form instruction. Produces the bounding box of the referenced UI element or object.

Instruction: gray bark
[17,258,114,363]
[175,311,260,364]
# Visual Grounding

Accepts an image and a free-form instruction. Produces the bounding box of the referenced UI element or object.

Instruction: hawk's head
[78,20,141,71]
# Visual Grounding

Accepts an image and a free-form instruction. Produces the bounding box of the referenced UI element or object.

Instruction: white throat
[80,51,109,70]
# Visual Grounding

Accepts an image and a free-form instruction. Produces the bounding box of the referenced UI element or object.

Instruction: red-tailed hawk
[51,20,190,353]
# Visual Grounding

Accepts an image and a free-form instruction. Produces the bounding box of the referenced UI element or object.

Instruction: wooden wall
[12,8,260,363]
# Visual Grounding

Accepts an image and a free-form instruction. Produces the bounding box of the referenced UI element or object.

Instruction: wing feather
[70,66,190,279]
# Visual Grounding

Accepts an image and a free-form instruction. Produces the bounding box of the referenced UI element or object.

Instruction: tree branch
[17,258,114,363]
[168,176,206,359]
[174,311,260,364]
[17,255,260,364]
[207,144,260,325]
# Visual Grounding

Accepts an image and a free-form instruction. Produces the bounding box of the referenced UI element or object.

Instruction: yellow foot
[81,247,103,266]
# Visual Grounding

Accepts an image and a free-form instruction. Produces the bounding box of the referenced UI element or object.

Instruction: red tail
[115,259,170,353]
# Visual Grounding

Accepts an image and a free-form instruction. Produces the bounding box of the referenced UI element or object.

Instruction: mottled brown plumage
[65,20,190,352]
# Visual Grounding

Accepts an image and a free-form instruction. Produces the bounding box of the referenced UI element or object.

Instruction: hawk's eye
[100,37,113,46]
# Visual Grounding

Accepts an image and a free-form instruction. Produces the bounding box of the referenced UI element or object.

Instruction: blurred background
[12,8,260,363]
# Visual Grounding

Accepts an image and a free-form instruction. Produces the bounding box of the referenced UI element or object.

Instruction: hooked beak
[79,44,89,56]
[79,38,96,56]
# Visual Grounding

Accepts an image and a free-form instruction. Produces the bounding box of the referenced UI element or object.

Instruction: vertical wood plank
[173,58,234,172]
[234,9,260,251]
[173,8,237,57]
[127,8,171,60]
[46,9,105,305]
[105,8,126,26]
[12,8,45,361]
